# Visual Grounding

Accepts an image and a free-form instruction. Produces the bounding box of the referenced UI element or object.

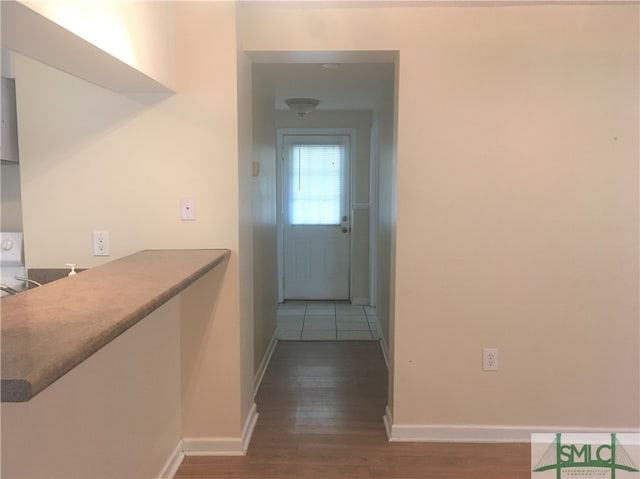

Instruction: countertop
[1,249,230,402]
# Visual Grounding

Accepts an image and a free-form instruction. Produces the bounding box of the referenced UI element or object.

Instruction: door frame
[277,128,356,303]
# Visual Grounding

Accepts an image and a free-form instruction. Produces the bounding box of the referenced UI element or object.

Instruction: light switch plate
[181,198,195,220]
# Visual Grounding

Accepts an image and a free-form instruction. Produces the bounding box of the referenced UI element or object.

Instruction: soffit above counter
[1,1,175,93]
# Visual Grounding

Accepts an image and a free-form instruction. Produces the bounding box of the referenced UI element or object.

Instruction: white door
[282,135,351,300]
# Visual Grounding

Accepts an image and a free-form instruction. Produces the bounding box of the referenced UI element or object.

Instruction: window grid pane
[289,144,343,225]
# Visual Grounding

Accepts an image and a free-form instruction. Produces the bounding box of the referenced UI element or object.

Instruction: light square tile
[277,314,305,323]
[277,322,303,332]
[305,303,335,315]
[335,304,366,315]
[336,321,371,331]
[305,315,336,322]
[303,320,336,331]
[277,331,302,340]
[277,306,307,316]
[337,330,373,340]
[336,314,367,323]
[301,330,336,340]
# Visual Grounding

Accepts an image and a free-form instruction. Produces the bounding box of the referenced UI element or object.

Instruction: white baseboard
[254,333,277,396]
[241,403,259,454]
[351,297,369,305]
[182,403,259,456]
[378,335,389,370]
[386,422,640,443]
[158,440,184,479]
[383,405,393,440]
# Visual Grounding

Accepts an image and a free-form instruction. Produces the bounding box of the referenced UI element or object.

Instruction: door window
[288,144,344,225]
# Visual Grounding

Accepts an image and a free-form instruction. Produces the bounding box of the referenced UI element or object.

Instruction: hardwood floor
[175,341,531,478]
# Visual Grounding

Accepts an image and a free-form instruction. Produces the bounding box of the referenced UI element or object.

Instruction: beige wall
[235,23,257,421]
[239,3,640,429]
[12,0,255,456]
[4,8,638,476]
[181,263,241,439]
[251,66,279,376]
[1,298,182,478]
[371,74,396,355]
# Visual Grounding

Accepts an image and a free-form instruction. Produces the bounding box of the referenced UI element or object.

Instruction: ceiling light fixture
[284,98,320,117]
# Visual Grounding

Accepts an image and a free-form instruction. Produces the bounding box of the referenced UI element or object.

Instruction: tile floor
[277,302,380,341]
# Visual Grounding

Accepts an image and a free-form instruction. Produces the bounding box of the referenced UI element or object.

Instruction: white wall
[239,2,640,431]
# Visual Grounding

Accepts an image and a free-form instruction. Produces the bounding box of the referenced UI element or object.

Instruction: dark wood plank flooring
[175,341,530,478]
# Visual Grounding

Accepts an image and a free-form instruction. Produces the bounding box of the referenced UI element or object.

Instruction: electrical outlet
[483,348,498,371]
[93,231,110,256]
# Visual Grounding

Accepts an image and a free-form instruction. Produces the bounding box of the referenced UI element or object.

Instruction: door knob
[342,215,348,222]
[341,227,348,233]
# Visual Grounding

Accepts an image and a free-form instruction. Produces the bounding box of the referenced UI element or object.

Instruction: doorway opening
[250,53,396,352]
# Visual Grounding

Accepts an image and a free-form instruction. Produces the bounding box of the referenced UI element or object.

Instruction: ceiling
[254,62,394,111]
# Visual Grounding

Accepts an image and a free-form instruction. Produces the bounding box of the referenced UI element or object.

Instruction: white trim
[383,406,393,440]
[182,403,259,456]
[379,335,390,370]
[157,440,184,479]
[241,403,260,454]
[387,424,640,443]
[182,437,245,456]
[254,334,277,396]
[369,122,379,308]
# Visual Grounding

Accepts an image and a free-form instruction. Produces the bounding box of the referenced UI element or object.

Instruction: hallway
[174,341,530,478]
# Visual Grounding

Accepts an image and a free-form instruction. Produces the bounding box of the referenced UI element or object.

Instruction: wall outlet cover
[483,347,498,371]
[93,231,110,256]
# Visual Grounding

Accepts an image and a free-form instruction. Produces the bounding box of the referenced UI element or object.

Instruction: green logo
[532,433,639,478]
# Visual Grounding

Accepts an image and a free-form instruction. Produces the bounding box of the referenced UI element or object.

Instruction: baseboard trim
[387,423,640,443]
[383,406,393,440]
[183,403,259,456]
[254,333,277,396]
[378,335,390,370]
[241,403,259,454]
[158,440,184,479]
